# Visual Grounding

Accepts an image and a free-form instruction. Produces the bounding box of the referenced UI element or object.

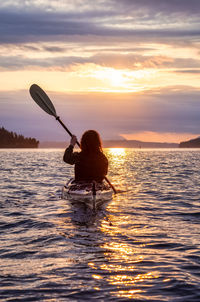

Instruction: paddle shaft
[55,116,116,193]
[56,116,80,147]
[104,176,117,194]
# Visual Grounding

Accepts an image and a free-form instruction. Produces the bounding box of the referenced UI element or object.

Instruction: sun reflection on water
[60,147,159,300]
[93,237,158,299]
[107,148,126,157]
[105,148,132,191]
[101,237,158,299]
[91,185,159,300]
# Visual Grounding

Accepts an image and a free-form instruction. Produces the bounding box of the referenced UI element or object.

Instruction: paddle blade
[29,84,57,117]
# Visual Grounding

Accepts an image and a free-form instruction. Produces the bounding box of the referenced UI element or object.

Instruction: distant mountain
[39,139,178,148]
[179,137,200,148]
[0,127,39,148]
[103,140,178,148]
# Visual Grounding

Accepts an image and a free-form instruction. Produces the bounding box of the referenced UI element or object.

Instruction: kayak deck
[62,179,113,210]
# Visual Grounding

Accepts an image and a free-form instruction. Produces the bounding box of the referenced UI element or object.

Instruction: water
[0,148,199,301]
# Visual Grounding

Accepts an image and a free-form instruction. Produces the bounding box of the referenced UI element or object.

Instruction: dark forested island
[179,137,200,148]
[0,127,39,148]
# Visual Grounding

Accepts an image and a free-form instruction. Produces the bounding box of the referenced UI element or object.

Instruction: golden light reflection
[105,147,132,190]
[93,211,160,300]
[106,148,127,171]
[95,236,159,299]
[116,289,143,299]
[107,148,126,157]
[92,274,103,280]
[103,241,138,259]
[107,271,159,287]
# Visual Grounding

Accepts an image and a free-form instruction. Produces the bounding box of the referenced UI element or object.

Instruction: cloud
[1,1,200,142]
[113,0,200,14]
[174,69,200,74]
[0,0,200,44]
[0,55,85,70]
[3,0,200,15]
[120,131,199,143]
[1,86,200,141]
[0,50,200,72]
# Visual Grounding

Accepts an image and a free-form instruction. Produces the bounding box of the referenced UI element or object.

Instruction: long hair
[80,130,103,154]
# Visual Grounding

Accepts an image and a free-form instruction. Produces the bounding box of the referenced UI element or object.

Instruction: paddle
[29,84,117,194]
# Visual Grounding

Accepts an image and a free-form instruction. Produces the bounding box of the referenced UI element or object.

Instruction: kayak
[62,178,113,210]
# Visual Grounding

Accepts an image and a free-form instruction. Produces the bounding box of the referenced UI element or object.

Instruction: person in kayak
[63,130,108,183]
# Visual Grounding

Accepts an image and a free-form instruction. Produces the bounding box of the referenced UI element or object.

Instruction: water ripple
[0,149,200,301]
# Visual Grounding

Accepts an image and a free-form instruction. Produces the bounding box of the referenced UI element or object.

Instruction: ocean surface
[0,148,200,302]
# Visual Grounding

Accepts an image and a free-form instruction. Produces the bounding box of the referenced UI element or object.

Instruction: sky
[1,0,200,143]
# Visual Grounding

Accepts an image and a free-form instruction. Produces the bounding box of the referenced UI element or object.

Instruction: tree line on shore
[0,127,39,148]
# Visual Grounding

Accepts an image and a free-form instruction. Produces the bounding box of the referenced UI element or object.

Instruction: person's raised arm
[63,135,79,164]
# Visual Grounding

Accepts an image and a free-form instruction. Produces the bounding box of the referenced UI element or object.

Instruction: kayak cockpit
[62,178,113,210]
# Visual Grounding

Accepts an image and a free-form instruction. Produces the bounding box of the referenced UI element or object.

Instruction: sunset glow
[121,132,200,144]
[0,0,200,143]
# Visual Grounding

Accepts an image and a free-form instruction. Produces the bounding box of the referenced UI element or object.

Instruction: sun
[69,63,157,93]
[90,65,157,92]
[107,69,127,87]
[93,67,127,87]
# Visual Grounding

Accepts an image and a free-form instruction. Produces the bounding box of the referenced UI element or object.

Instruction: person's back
[63,130,108,182]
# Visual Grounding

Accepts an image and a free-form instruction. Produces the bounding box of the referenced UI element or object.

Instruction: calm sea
[0,149,199,301]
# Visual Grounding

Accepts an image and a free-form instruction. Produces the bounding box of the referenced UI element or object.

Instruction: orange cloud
[121,131,199,143]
